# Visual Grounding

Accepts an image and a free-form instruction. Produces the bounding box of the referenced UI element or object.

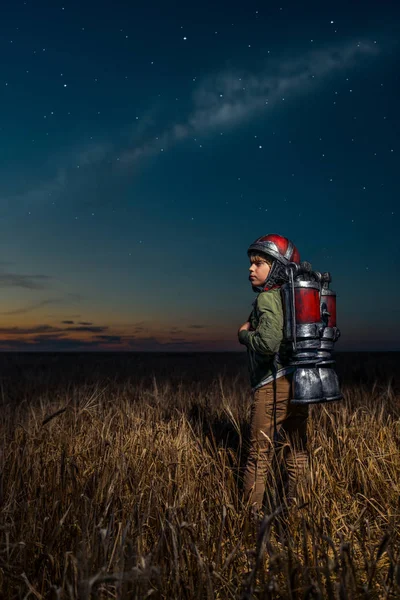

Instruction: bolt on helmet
[247,233,301,291]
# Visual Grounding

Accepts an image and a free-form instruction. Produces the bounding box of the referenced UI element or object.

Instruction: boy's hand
[238,321,252,334]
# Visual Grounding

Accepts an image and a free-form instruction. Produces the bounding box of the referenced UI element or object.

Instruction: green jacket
[238,287,294,390]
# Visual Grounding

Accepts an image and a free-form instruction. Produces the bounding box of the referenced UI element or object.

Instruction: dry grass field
[0,351,399,599]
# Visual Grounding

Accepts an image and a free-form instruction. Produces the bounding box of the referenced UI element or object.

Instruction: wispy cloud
[0,270,54,291]
[0,289,83,316]
[0,299,62,316]
[94,335,123,343]
[0,332,198,352]
[0,322,103,336]
[0,325,62,335]
[65,325,108,333]
[0,318,241,351]
[59,320,101,327]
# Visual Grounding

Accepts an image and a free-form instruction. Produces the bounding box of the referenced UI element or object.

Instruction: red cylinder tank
[295,285,321,324]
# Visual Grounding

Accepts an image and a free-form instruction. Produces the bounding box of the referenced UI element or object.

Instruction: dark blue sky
[0,0,399,351]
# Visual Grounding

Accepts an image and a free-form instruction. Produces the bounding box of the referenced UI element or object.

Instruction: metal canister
[281,262,343,404]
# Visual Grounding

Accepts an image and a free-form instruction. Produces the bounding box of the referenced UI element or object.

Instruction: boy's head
[247,233,300,292]
[248,252,274,287]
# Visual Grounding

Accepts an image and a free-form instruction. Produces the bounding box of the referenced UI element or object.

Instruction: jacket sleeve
[238,291,283,355]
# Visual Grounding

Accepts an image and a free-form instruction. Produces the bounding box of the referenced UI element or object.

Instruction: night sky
[0,1,399,352]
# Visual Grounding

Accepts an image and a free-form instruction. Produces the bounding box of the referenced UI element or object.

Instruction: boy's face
[249,257,271,286]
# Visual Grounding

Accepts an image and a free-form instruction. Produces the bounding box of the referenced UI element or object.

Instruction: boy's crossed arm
[238,292,283,356]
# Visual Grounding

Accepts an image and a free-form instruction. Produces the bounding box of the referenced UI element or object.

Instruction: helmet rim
[247,234,300,266]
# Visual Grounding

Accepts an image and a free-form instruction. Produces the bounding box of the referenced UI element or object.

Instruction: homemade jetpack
[280,260,343,405]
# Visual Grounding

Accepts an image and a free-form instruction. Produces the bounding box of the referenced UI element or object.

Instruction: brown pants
[243,374,309,510]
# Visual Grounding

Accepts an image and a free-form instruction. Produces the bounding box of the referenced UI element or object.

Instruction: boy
[237,233,309,513]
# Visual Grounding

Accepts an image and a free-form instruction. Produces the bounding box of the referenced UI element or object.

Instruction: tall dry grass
[0,351,399,599]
